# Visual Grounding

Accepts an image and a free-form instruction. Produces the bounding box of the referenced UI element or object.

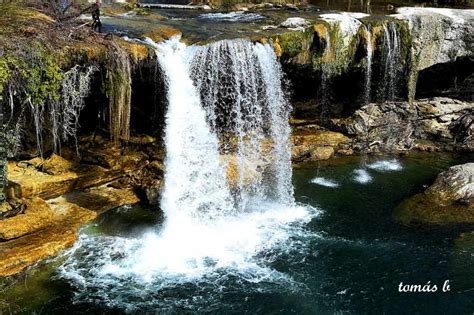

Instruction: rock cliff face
[395,8,474,100]
[394,163,474,225]
[270,8,473,154]
[331,97,473,152]
[273,8,473,107]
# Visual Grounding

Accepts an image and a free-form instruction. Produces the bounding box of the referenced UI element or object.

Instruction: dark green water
[1,153,473,314]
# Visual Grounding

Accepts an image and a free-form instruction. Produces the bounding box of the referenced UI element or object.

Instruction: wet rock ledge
[0,134,168,277]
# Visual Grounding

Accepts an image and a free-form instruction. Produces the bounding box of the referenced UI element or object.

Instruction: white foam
[310,177,339,188]
[352,168,373,184]
[199,11,264,22]
[59,202,319,308]
[367,159,403,171]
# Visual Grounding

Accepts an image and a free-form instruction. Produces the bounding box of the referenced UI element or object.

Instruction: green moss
[0,57,12,96]
[276,28,314,59]
[19,44,63,105]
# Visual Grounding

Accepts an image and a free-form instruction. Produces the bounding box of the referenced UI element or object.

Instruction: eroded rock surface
[332,97,474,152]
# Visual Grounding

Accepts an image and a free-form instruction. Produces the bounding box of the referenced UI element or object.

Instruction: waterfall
[59,36,314,299]
[363,25,373,105]
[380,22,401,102]
[189,39,294,207]
[145,37,234,221]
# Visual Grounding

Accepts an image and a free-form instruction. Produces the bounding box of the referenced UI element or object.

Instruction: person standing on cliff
[90,1,102,33]
[80,1,102,33]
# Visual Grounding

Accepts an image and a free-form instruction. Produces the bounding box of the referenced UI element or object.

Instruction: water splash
[367,159,403,171]
[311,177,339,188]
[352,168,373,184]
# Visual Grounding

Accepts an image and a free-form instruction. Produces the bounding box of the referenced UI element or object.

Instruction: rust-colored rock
[0,186,139,277]
[310,146,334,161]
[6,162,123,200]
[292,131,350,163]
[0,197,55,240]
[41,154,74,175]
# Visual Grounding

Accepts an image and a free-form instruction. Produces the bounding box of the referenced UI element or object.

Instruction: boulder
[310,146,334,160]
[42,154,74,175]
[394,163,474,225]
[292,131,350,163]
[425,163,474,205]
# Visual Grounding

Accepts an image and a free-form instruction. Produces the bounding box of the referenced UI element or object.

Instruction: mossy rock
[273,28,314,63]
[394,193,474,225]
[394,163,474,226]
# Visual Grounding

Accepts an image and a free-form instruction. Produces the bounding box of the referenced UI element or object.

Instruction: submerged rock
[394,163,474,225]
[426,163,474,205]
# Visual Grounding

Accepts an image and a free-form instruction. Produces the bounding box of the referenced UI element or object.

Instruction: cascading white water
[363,25,373,105]
[254,43,294,204]
[145,37,234,221]
[381,22,401,102]
[189,39,294,207]
[59,37,315,303]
